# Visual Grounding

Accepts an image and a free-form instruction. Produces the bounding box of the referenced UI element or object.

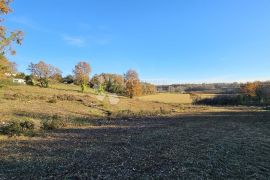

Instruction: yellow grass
[0,84,259,125]
[138,93,217,104]
[138,93,193,104]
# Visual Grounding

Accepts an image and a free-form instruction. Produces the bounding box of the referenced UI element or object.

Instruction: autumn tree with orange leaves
[0,0,23,55]
[240,82,259,97]
[0,0,23,83]
[125,69,141,98]
[73,61,91,92]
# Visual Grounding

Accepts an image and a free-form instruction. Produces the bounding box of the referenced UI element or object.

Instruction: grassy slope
[138,93,217,104]
[0,84,269,179]
[0,84,241,125]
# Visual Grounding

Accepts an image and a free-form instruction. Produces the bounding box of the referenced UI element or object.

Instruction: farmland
[138,93,217,104]
[1,0,270,179]
[0,84,269,179]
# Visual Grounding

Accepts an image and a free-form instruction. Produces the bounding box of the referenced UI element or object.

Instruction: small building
[13,78,26,84]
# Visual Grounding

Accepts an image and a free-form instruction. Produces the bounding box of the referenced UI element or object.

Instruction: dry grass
[0,111,269,179]
[138,93,217,104]
[0,84,269,179]
[0,85,232,125]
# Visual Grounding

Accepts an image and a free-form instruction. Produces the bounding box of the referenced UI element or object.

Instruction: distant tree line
[157,83,241,94]
[1,58,156,98]
[90,70,156,98]
[193,82,270,106]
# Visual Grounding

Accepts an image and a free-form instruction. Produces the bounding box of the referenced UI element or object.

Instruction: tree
[0,54,15,80]
[50,73,62,83]
[1,0,24,55]
[141,82,156,95]
[73,61,91,92]
[256,84,270,103]
[241,82,259,97]
[124,69,141,98]
[28,61,62,88]
[90,73,125,95]
[124,69,139,80]
[0,54,10,79]
[62,75,74,84]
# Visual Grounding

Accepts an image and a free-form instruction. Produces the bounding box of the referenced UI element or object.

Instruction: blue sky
[4,0,270,84]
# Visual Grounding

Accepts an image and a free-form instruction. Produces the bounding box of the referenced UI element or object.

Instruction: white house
[13,78,26,84]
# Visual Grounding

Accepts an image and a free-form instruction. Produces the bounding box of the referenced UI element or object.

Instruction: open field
[138,93,217,104]
[1,111,270,179]
[0,84,269,179]
[0,85,235,125]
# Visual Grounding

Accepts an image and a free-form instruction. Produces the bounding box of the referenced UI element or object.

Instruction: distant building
[13,78,26,84]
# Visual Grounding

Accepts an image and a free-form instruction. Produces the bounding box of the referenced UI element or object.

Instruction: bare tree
[124,69,139,81]
[28,61,62,88]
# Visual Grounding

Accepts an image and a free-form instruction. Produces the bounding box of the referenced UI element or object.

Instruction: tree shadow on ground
[1,111,270,179]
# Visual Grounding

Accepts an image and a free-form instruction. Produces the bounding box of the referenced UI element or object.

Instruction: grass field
[0,85,228,124]
[0,84,269,179]
[138,93,217,104]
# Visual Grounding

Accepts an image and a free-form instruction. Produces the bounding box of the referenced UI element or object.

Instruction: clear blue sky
[4,0,270,84]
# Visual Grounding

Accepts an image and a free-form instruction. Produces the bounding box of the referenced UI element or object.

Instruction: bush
[0,119,36,136]
[48,98,57,103]
[192,95,263,106]
[42,119,67,130]
[193,95,242,106]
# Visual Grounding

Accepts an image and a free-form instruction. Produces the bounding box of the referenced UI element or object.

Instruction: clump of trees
[90,70,156,98]
[194,81,270,106]
[28,61,62,88]
[141,82,156,95]
[73,61,91,92]
[62,75,74,84]
[240,82,259,97]
[241,82,270,103]
[90,73,125,95]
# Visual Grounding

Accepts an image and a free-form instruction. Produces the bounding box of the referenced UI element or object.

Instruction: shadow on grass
[1,111,270,179]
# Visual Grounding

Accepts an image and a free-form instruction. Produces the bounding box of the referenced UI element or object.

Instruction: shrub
[42,119,67,130]
[0,119,36,136]
[193,95,241,106]
[48,98,57,103]
[159,107,171,114]
[192,95,256,106]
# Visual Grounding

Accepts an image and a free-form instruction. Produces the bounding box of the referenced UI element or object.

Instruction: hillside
[1,84,269,179]
[0,84,223,126]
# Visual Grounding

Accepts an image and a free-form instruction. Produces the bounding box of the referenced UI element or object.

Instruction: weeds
[0,119,36,136]
[42,116,67,130]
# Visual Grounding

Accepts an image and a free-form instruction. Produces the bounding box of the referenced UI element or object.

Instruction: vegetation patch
[0,119,37,136]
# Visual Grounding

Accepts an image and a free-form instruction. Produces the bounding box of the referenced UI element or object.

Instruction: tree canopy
[0,0,23,55]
